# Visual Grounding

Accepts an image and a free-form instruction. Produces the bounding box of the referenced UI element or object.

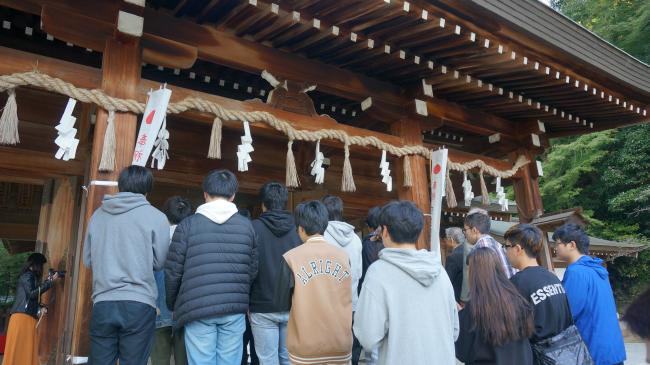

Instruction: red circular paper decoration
[433,164,441,174]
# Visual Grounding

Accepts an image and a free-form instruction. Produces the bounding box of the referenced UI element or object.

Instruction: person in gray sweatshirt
[321,196,364,364]
[83,165,170,365]
[354,201,459,365]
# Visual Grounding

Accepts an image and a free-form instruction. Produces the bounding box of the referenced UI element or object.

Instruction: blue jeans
[184,313,245,365]
[249,312,290,365]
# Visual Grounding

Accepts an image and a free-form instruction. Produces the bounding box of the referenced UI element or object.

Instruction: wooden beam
[0,46,527,173]
[0,147,85,177]
[0,222,38,240]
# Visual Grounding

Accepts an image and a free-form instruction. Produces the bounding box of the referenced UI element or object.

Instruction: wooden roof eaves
[433,0,650,103]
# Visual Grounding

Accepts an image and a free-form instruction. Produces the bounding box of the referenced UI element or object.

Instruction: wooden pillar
[511,150,553,269]
[511,150,543,223]
[69,36,141,358]
[391,119,430,249]
[35,177,80,364]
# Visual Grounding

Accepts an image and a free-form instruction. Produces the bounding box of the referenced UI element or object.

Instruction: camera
[48,268,66,279]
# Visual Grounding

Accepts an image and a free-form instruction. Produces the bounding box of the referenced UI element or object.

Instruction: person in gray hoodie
[354,201,459,365]
[83,165,170,365]
[321,195,363,364]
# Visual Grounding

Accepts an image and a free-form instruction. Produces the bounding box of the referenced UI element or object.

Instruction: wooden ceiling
[145,0,648,137]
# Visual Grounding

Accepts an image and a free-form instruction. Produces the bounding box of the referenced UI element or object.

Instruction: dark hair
[22,252,47,276]
[238,209,251,219]
[294,200,329,235]
[202,169,238,199]
[366,206,381,230]
[468,247,534,346]
[118,165,153,194]
[623,287,650,339]
[552,223,590,254]
[163,196,193,224]
[378,201,424,244]
[260,182,288,210]
[321,195,344,221]
[504,224,544,258]
[464,211,491,234]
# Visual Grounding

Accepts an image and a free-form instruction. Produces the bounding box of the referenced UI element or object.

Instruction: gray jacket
[324,221,362,311]
[83,192,170,308]
[354,248,459,365]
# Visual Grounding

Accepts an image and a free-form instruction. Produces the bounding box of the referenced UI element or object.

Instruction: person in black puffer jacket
[165,169,258,365]
[249,182,302,365]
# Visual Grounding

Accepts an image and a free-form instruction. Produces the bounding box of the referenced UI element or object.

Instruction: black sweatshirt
[358,233,384,294]
[250,210,302,313]
[510,266,573,342]
[445,244,464,302]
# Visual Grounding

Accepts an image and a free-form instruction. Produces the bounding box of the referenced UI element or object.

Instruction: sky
[539,0,552,6]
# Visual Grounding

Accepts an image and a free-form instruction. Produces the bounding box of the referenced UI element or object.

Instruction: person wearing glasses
[463,210,516,278]
[504,224,591,364]
[552,223,626,365]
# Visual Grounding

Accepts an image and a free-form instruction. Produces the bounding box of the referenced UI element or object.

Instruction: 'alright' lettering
[296,258,350,286]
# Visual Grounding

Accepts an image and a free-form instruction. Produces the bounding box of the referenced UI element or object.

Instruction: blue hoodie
[562,256,626,365]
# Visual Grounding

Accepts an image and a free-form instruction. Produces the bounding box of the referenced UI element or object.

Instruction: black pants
[351,313,362,365]
[241,315,259,365]
[89,300,156,365]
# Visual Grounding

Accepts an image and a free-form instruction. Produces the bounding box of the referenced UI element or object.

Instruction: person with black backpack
[504,224,592,365]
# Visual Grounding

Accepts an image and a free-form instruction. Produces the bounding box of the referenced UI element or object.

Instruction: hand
[52,272,60,281]
[457,302,465,311]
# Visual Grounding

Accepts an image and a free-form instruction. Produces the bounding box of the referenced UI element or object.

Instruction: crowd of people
[2,164,646,365]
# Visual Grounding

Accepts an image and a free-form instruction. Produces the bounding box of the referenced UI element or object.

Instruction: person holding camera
[2,252,61,365]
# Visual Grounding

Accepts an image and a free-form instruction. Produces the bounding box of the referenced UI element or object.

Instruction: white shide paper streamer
[379,150,392,192]
[310,140,325,184]
[237,120,254,172]
[54,98,79,161]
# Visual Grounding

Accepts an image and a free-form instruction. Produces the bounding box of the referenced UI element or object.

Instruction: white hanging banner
[132,87,172,166]
[430,148,448,258]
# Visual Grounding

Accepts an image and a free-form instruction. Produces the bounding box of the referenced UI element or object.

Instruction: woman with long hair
[2,253,60,365]
[455,247,534,365]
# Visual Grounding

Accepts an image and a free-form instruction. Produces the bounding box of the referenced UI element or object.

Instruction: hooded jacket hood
[196,199,238,224]
[259,210,296,237]
[574,255,608,279]
[324,221,357,247]
[101,192,150,215]
[379,248,441,287]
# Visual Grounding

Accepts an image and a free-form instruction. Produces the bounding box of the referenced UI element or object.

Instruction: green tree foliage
[545,0,650,306]
[0,245,29,309]
[552,0,650,62]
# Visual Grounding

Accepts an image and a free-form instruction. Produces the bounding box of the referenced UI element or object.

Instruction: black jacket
[250,210,301,313]
[455,302,533,365]
[359,233,383,293]
[165,210,258,327]
[11,271,53,319]
[445,245,464,303]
